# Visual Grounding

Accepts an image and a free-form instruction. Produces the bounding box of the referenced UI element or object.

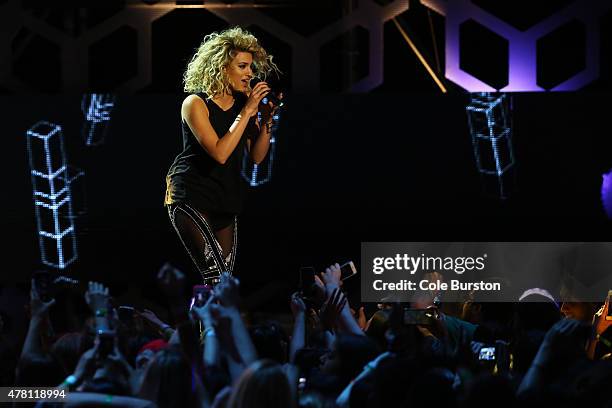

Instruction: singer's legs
[168,203,236,276]
[215,224,234,259]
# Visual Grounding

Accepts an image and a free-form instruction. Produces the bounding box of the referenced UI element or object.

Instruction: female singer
[165,26,281,282]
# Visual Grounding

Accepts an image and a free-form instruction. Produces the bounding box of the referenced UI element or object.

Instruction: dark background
[0,1,611,309]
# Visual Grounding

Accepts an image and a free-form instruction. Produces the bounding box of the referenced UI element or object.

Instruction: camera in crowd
[402,308,439,326]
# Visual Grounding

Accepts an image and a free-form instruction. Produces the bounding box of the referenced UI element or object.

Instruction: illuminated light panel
[241,111,279,187]
[466,93,515,199]
[421,0,609,91]
[81,94,116,146]
[602,168,612,219]
[26,121,78,269]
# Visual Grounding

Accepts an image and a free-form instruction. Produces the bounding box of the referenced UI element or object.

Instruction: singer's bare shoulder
[181,94,209,121]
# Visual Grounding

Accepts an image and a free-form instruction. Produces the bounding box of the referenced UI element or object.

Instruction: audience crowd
[1,262,612,408]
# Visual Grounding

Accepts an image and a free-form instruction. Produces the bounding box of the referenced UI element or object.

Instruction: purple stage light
[421,0,609,92]
[602,169,612,219]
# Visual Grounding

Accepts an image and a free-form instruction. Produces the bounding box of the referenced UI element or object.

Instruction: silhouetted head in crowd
[79,352,133,396]
[347,375,375,408]
[135,338,168,370]
[80,374,131,396]
[320,334,379,386]
[294,347,329,379]
[560,301,601,322]
[540,360,612,407]
[351,355,458,408]
[139,345,201,408]
[463,373,515,408]
[559,265,605,323]
[410,271,445,309]
[249,321,288,364]
[462,280,513,329]
[122,333,160,369]
[51,332,94,376]
[352,356,415,408]
[15,352,64,387]
[298,391,335,408]
[304,334,377,400]
[404,367,457,408]
[365,309,390,351]
[385,304,423,356]
[515,292,561,332]
[512,293,561,373]
[227,359,294,408]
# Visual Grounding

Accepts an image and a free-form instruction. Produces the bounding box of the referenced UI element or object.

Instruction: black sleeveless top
[165,92,254,214]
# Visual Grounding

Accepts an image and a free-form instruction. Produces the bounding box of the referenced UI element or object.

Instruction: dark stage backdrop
[1,92,610,302]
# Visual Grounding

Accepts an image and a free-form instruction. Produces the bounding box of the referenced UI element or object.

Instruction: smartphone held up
[339,261,357,281]
[190,284,213,309]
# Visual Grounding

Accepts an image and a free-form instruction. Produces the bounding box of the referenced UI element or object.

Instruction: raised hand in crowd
[106,338,136,393]
[59,333,124,392]
[290,291,307,317]
[352,307,367,331]
[321,263,342,288]
[139,308,174,340]
[415,307,446,340]
[320,288,347,333]
[29,278,56,320]
[60,337,152,407]
[190,294,216,328]
[215,272,241,308]
[213,273,251,338]
[85,281,110,312]
[192,294,233,344]
[85,281,111,332]
[518,318,591,398]
[289,292,307,363]
[311,274,327,307]
[61,344,98,391]
[193,273,257,380]
[207,302,235,344]
[538,317,591,362]
[18,278,57,365]
[139,308,166,328]
[191,294,224,367]
[320,263,364,336]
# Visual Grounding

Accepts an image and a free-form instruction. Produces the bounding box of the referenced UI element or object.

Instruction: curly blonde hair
[183,26,280,98]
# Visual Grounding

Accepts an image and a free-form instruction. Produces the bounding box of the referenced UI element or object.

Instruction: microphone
[251,78,284,108]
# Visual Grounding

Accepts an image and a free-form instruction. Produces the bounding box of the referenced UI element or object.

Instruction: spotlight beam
[392,17,447,93]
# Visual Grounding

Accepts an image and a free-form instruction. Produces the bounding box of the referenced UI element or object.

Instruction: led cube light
[241,135,276,187]
[241,111,280,187]
[466,93,515,199]
[81,94,116,146]
[26,121,78,269]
